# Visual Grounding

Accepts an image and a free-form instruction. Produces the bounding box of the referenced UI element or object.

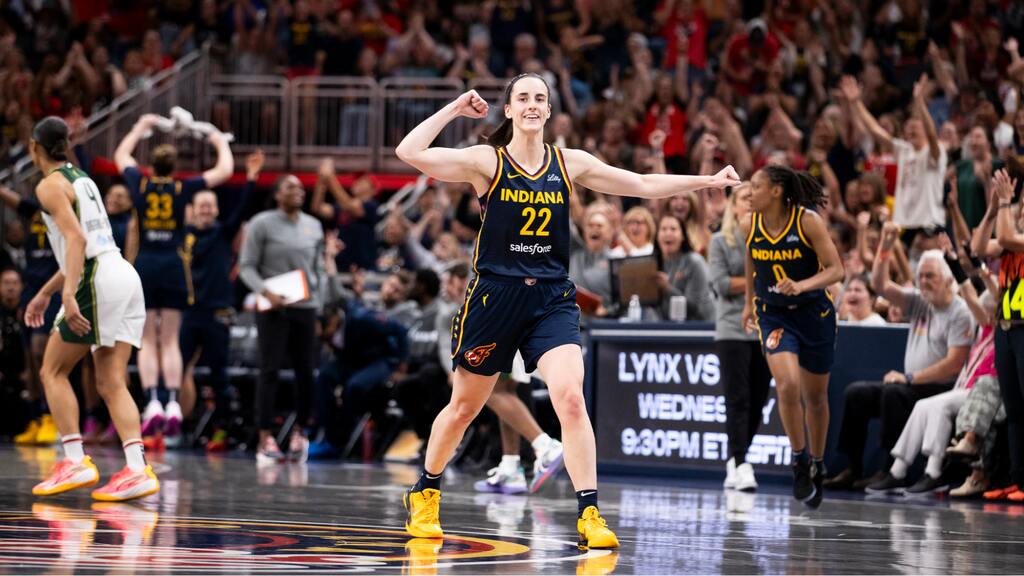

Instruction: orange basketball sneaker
[91,465,160,502]
[33,456,101,496]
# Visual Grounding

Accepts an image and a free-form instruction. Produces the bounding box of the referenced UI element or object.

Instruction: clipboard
[256,269,310,311]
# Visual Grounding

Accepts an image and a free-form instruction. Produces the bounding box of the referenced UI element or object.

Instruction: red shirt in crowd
[641,101,687,159]
[725,31,780,97]
[657,3,707,70]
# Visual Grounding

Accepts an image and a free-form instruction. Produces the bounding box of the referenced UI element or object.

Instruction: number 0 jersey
[40,163,119,272]
[747,205,826,307]
[473,144,572,279]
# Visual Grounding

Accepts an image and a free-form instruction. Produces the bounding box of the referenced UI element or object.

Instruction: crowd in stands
[3,0,1024,499]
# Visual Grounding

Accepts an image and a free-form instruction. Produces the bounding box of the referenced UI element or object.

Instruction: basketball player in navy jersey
[114,115,233,440]
[396,73,740,548]
[741,165,845,508]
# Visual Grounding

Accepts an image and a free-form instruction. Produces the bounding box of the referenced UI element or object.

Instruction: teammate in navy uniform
[741,165,845,508]
[396,73,740,547]
[179,150,261,451]
[114,114,233,439]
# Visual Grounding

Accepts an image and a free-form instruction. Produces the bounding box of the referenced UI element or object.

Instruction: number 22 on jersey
[519,207,551,237]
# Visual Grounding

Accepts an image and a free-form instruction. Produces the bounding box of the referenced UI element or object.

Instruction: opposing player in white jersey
[25,116,159,501]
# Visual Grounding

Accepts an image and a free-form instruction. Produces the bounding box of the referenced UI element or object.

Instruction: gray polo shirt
[239,209,325,310]
[708,230,755,341]
[900,287,974,379]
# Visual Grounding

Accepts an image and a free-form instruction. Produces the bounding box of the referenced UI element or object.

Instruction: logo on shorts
[766,328,784,351]
[482,294,489,307]
[465,343,497,367]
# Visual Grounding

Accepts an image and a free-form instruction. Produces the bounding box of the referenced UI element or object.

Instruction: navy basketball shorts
[135,250,188,310]
[451,275,582,376]
[754,296,837,375]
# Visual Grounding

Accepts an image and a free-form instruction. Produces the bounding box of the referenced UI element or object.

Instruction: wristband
[1000,202,1013,209]
[904,372,914,385]
[878,250,892,261]
[945,253,969,284]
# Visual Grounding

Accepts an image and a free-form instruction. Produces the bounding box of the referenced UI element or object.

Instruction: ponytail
[760,165,827,209]
[484,72,551,149]
[485,118,515,148]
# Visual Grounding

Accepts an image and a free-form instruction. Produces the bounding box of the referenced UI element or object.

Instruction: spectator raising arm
[872,221,909,308]
[911,75,941,162]
[994,168,1024,252]
[841,75,893,150]
[320,158,364,218]
[973,184,1004,258]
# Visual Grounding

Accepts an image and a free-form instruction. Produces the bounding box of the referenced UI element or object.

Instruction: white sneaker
[164,401,183,437]
[140,400,165,436]
[288,433,309,464]
[256,436,285,466]
[474,466,528,494]
[529,438,564,493]
[724,457,738,489]
[735,462,758,492]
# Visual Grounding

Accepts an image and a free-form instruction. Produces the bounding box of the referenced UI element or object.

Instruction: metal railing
[289,76,377,172]
[1,64,510,199]
[209,75,290,170]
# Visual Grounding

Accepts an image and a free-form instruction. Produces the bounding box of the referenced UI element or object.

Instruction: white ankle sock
[925,455,943,479]
[531,433,552,454]
[500,455,521,472]
[890,458,908,479]
[123,439,146,471]
[61,435,84,463]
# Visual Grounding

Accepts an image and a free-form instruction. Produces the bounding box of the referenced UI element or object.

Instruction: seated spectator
[826,228,973,491]
[655,214,712,322]
[838,275,886,325]
[609,205,655,257]
[867,271,996,495]
[0,268,26,434]
[378,270,419,328]
[948,373,1007,497]
[666,190,710,256]
[569,204,614,313]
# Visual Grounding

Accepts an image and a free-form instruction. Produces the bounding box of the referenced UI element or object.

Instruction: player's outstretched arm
[395,90,497,189]
[562,148,740,199]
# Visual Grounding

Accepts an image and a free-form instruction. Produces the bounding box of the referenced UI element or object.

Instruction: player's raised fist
[453,90,489,119]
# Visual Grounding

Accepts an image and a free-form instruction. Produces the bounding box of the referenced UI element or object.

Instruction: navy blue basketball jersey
[19,205,58,293]
[122,166,205,252]
[472,144,572,279]
[747,205,826,306]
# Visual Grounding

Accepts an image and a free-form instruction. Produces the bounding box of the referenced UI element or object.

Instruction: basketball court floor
[1,445,1022,574]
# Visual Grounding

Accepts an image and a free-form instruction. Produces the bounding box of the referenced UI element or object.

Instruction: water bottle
[627,294,642,322]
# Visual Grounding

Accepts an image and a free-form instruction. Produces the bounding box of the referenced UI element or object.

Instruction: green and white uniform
[43,163,145,349]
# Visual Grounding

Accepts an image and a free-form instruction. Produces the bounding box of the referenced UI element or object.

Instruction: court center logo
[0,506,568,573]
[464,343,497,367]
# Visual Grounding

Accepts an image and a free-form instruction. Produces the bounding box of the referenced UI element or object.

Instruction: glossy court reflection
[1,446,1023,574]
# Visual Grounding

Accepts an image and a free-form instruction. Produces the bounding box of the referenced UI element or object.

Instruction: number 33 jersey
[42,163,119,272]
[747,205,827,307]
[473,144,572,279]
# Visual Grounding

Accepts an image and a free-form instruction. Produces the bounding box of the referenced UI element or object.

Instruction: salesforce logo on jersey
[509,242,552,255]
[593,338,792,471]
